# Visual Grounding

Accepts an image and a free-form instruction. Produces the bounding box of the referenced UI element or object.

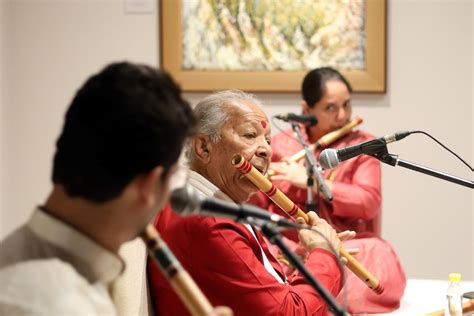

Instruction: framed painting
[160,0,386,92]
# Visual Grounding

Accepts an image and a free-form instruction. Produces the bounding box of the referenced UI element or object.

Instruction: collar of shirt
[27,208,125,285]
[187,170,234,202]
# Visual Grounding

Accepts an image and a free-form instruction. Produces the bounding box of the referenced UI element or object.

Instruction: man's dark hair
[301,67,352,108]
[52,62,195,202]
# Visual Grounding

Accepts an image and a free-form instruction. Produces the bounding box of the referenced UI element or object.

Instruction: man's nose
[256,140,272,159]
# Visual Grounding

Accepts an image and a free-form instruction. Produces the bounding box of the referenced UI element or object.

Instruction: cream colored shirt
[0,208,124,315]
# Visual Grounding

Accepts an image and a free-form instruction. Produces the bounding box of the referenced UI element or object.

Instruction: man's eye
[244,133,256,138]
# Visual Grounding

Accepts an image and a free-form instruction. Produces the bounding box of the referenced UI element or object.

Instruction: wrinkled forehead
[226,100,269,127]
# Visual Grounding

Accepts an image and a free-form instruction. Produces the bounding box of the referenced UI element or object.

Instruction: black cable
[409,131,473,171]
[314,183,321,213]
[270,116,304,145]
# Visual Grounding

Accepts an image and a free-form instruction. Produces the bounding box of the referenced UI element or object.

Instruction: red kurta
[148,203,343,316]
[252,128,382,237]
[250,128,406,313]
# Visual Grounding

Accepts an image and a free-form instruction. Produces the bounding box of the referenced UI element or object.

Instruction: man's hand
[297,211,352,254]
[337,230,358,264]
[338,230,356,243]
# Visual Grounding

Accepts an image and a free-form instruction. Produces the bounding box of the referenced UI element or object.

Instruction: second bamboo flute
[232,154,384,295]
[288,116,363,163]
[141,225,214,316]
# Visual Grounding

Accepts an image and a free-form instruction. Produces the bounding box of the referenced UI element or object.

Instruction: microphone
[319,131,411,169]
[274,113,318,126]
[170,186,300,229]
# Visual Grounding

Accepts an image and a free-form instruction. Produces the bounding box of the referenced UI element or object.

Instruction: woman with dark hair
[251,67,406,314]
[261,67,381,236]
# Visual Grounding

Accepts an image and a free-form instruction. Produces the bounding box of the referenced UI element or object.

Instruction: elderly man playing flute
[148,90,356,316]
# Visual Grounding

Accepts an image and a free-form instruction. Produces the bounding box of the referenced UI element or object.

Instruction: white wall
[472,1,474,280]
[387,0,472,281]
[0,0,6,224]
[1,0,472,281]
[0,0,158,234]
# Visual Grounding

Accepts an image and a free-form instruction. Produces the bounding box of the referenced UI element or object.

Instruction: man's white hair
[186,90,264,163]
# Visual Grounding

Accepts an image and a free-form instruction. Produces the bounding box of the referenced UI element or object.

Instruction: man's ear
[137,165,164,207]
[192,135,212,164]
[302,100,310,114]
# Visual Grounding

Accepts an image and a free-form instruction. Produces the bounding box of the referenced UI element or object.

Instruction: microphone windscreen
[308,115,318,127]
[170,186,200,216]
[319,149,339,170]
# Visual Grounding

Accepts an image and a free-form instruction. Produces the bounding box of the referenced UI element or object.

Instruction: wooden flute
[232,154,384,295]
[286,116,363,164]
[141,225,214,316]
[266,116,363,178]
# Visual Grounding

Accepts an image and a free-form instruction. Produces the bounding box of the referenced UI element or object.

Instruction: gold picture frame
[160,0,386,93]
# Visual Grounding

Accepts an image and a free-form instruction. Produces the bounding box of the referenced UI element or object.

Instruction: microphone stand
[259,222,348,316]
[306,164,316,212]
[370,148,473,189]
[290,122,333,209]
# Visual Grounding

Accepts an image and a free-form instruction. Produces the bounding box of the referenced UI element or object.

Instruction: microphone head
[299,114,317,127]
[274,113,317,126]
[169,186,201,216]
[319,148,340,169]
[307,115,318,127]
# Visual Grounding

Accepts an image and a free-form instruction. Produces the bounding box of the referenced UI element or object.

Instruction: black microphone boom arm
[372,152,474,189]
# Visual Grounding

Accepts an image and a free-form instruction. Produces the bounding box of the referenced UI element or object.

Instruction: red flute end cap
[354,116,363,124]
[373,283,384,295]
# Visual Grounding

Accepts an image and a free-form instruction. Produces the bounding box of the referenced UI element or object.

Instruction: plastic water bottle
[445,272,463,316]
